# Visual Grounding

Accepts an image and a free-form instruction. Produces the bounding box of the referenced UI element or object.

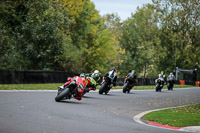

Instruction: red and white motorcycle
[55,76,88,102]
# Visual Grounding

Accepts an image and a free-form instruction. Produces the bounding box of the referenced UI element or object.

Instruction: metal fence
[116,78,156,86]
[0,70,78,84]
[0,70,195,85]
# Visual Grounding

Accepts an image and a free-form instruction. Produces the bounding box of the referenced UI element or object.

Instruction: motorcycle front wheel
[156,84,160,92]
[99,83,107,94]
[123,81,129,93]
[167,83,171,90]
[169,85,173,90]
[55,88,70,102]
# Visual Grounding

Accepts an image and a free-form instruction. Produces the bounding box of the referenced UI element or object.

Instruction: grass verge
[142,104,200,127]
[0,84,196,90]
[0,83,63,90]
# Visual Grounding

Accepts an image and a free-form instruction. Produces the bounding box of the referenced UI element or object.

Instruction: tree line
[0,0,199,79]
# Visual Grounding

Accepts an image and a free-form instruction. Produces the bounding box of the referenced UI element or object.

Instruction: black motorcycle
[99,70,117,94]
[155,78,164,92]
[123,75,136,93]
[167,79,174,90]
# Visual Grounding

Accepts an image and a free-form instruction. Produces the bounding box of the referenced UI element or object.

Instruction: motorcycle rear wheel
[55,88,70,102]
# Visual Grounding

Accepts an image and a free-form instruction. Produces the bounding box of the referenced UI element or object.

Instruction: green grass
[0,83,63,90]
[142,104,200,127]
[103,85,195,90]
[125,85,195,90]
[0,84,196,90]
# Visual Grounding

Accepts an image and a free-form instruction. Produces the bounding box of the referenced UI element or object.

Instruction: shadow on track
[59,100,83,104]
[101,93,118,96]
[82,95,102,99]
[123,92,136,94]
[155,90,173,93]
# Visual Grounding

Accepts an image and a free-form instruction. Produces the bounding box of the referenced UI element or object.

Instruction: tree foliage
[152,0,200,78]
[0,0,199,80]
[0,0,69,70]
[119,0,199,78]
[0,0,120,74]
[120,4,161,78]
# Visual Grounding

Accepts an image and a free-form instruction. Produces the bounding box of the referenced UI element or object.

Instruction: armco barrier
[116,78,157,86]
[185,80,195,85]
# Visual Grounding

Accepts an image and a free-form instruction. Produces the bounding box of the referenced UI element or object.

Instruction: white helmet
[94,70,99,74]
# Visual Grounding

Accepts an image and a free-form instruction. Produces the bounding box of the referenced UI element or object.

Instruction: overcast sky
[91,0,152,21]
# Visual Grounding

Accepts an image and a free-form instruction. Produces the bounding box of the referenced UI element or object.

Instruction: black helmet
[112,67,116,72]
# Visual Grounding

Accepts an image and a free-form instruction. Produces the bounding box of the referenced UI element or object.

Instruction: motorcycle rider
[90,70,102,85]
[80,70,102,85]
[124,70,137,85]
[79,73,97,91]
[159,71,166,78]
[167,72,175,81]
[104,68,117,87]
[167,72,176,87]
[158,71,166,86]
[123,70,137,93]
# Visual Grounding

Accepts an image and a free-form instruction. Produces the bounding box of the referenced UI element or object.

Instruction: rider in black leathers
[103,68,117,86]
[90,70,102,85]
[80,70,102,91]
[167,72,176,90]
[122,70,137,93]
[124,70,137,85]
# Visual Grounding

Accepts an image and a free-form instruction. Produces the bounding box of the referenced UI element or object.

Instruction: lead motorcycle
[55,76,87,102]
[99,70,117,95]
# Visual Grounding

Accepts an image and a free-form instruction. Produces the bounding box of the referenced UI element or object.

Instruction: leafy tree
[58,0,121,74]
[1,0,198,81]
[119,0,199,79]
[152,0,200,78]
[102,13,125,76]
[0,0,70,70]
[120,4,160,78]
[0,0,23,69]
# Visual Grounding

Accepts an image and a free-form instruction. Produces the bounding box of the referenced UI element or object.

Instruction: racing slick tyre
[99,83,107,94]
[123,82,129,93]
[156,84,159,92]
[55,88,70,102]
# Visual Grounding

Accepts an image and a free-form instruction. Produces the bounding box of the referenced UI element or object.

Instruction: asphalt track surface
[0,87,200,133]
